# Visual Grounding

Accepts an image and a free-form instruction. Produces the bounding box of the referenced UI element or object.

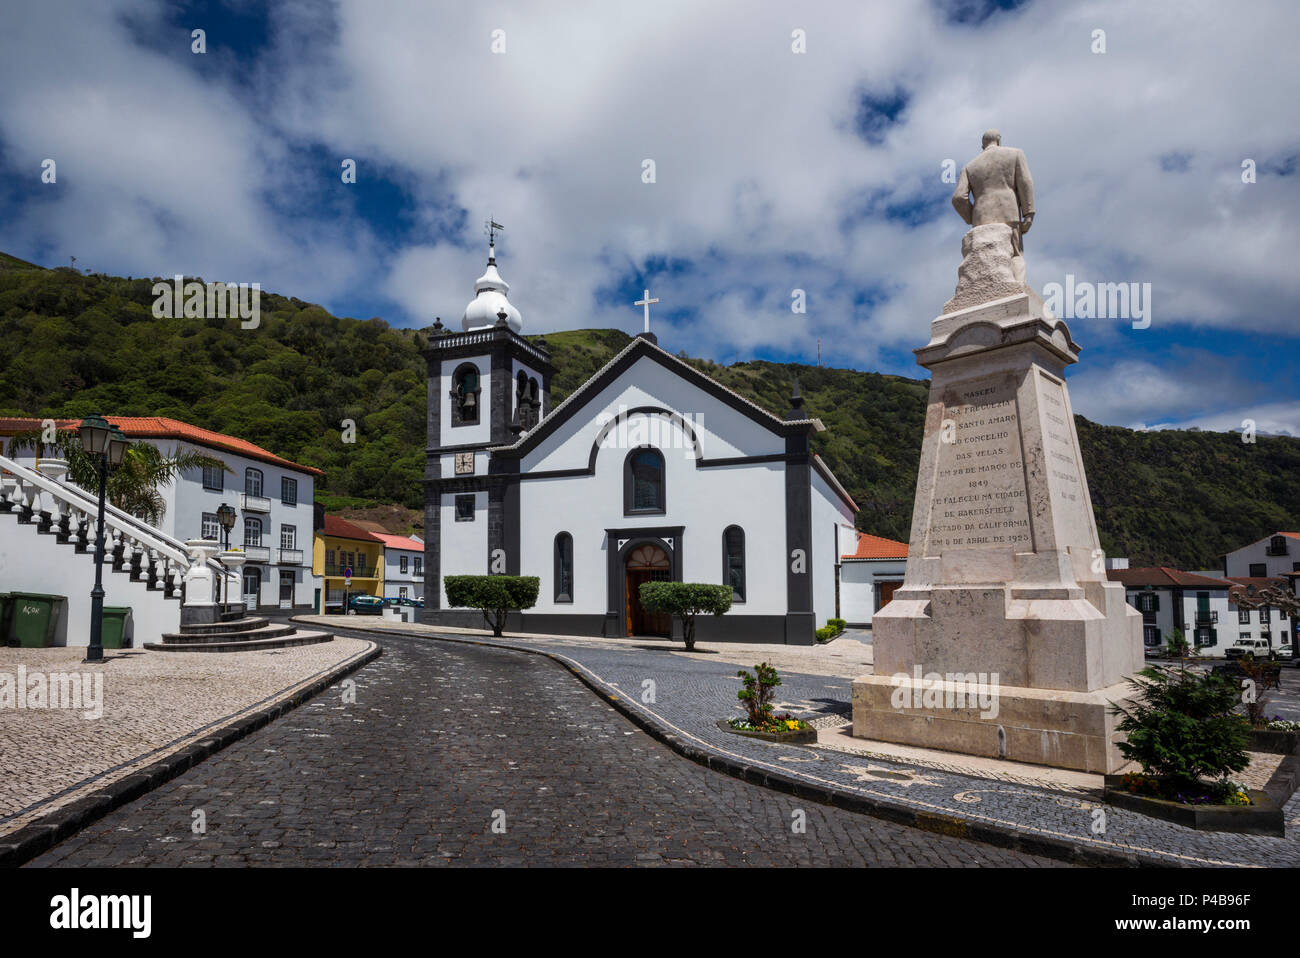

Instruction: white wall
[840,558,908,626]
[1225,534,1299,579]
[811,470,856,627]
[384,548,424,599]
[521,355,784,475]
[519,390,789,618]
[439,490,488,601]
[0,516,180,646]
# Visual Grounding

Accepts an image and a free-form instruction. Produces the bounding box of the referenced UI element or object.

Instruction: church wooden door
[625,544,672,637]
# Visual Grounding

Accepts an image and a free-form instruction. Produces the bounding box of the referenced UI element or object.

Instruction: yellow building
[313,514,385,612]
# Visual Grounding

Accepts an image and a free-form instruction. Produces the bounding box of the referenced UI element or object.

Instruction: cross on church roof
[634,289,659,334]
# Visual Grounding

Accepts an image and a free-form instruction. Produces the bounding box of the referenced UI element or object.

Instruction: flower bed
[1102,774,1283,836]
[717,714,817,744]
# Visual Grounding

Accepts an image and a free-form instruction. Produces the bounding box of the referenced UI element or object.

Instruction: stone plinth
[852,673,1134,774]
[854,287,1143,774]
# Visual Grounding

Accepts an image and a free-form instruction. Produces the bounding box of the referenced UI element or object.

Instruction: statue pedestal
[853,290,1143,774]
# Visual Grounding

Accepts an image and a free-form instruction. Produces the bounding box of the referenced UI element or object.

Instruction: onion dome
[461,238,522,333]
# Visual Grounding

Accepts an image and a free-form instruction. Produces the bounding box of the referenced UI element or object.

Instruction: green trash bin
[0,594,12,646]
[8,593,66,648]
[101,607,133,649]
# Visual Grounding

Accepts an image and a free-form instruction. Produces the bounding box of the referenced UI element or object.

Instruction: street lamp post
[217,502,237,610]
[79,415,129,663]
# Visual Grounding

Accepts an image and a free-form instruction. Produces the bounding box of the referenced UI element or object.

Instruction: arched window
[624,447,665,515]
[244,467,263,497]
[450,363,481,426]
[243,516,262,547]
[554,532,574,603]
[723,525,746,602]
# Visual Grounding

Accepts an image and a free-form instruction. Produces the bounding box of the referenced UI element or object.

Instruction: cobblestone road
[28,632,1059,867]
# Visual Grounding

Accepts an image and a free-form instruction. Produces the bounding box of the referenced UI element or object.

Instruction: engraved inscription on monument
[927,375,1031,553]
[1034,369,1096,551]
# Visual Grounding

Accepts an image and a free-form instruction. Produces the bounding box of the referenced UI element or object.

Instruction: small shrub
[1109,666,1250,795]
[444,575,539,636]
[639,581,731,651]
[736,661,782,725]
[731,662,807,733]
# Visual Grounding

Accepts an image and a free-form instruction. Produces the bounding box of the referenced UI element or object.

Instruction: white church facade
[420,238,858,644]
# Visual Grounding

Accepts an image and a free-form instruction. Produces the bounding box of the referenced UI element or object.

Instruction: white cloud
[0,0,1296,430]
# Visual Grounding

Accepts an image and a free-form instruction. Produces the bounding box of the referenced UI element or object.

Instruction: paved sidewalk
[296,616,1300,867]
[0,638,376,842]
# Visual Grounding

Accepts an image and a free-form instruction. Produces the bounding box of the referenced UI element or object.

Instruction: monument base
[851,672,1136,774]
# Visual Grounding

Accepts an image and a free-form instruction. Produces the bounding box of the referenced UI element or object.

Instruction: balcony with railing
[1195,610,1218,625]
[277,548,304,565]
[239,493,271,513]
[241,544,271,562]
[324,563,379,579]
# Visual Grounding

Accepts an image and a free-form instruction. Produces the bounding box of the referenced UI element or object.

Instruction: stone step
[178,616,271,636]
[142,630,333,653]
[158,623,295,644]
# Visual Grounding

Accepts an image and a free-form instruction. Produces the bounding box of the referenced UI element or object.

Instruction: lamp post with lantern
[78,414,129,663]
[216,502,237,609]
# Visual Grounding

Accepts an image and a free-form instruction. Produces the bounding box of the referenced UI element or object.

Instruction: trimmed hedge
[639,582,732,651]
[817,618,847,643]
[444,575,540,636]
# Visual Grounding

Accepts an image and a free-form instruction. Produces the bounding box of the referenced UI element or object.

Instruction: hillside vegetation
[1,259,1295,568]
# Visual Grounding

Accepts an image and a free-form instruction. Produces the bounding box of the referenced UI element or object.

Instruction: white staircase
[0,454,219,647]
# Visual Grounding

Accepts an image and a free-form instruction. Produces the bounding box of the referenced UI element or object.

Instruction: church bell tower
[421,221,555,616]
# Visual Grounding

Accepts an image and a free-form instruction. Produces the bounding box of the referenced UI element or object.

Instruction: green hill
[1,259,1296,569]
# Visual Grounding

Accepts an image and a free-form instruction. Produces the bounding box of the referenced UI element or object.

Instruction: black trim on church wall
[490,339,818,463]
[413,608,799,644]
[424,355,443,610]
[784,432,815,645]
[622,446,666,516]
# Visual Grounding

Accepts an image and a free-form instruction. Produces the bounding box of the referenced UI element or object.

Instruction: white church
[419,235,859,644]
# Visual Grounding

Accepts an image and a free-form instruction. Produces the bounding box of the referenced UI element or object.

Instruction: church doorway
[625,544,672,637]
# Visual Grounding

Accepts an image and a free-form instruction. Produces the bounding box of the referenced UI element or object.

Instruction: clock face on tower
[455,451,474,475]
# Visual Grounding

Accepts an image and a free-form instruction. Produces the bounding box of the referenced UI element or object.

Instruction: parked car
[383,596,425,609]
[1143,645,1165,659]
[347,595,386,616]
[1225,639,1272,660]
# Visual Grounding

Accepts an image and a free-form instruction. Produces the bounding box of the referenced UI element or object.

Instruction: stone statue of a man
[951,129,1034,275]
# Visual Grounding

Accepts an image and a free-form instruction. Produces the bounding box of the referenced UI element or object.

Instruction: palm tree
[7,426,229,527]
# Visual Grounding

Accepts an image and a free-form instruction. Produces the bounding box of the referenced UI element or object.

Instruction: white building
[0,416,322,613]
[1224,532,1300,581]
[838,532,908,627]
[375,532,425,600]
[419,239,858,644]
[1107,566,1233,651]
[1226,578,1297,651]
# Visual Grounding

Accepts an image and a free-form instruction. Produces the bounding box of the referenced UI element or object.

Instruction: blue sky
[1,0,1297,434]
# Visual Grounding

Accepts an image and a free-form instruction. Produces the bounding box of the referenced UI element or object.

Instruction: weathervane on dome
[484,217,504,262]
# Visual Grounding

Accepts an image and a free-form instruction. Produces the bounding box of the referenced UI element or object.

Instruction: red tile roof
[843,532,909,560]
[0,416,324,477]
[1107,566,1233,588]
[371,532,425,552]
[322,514,384,543]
